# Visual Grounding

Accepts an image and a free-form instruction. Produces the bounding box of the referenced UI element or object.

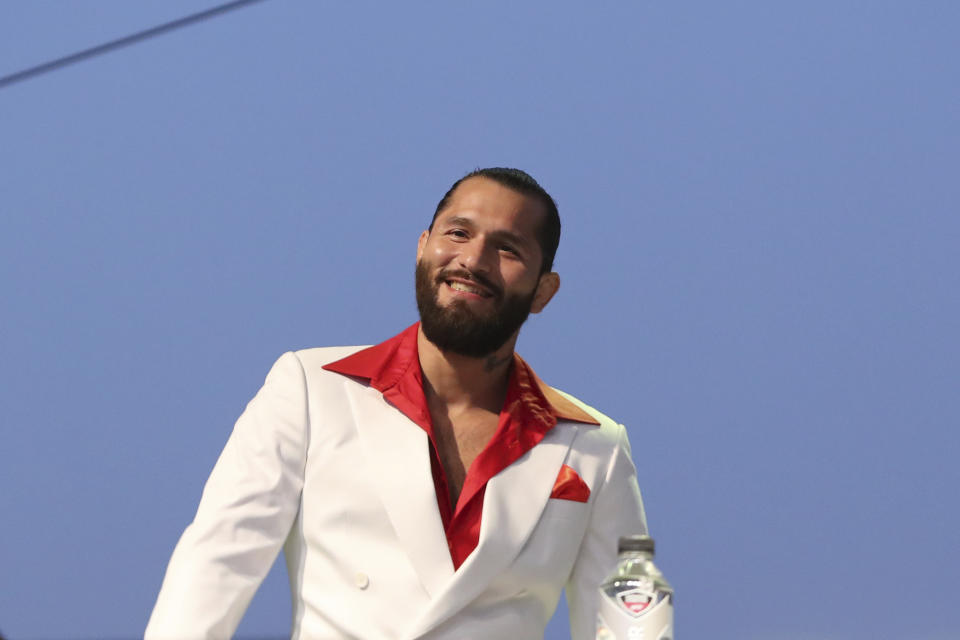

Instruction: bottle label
[615,577,656,615]
[596,590,672,640]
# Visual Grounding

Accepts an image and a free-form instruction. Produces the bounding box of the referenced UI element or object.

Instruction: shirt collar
[323,322,600,426]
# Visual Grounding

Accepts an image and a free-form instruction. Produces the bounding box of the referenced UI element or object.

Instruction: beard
[415,260,536,358]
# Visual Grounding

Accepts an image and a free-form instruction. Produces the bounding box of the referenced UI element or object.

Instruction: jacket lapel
[345,383,455,597]
[404,422,579,639]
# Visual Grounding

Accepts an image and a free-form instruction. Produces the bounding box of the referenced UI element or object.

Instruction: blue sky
[1,2,958,638]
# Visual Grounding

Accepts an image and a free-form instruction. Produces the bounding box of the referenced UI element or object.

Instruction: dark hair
[429,167,561,273]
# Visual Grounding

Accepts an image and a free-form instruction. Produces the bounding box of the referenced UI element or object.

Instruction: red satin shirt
[323,323,598,569]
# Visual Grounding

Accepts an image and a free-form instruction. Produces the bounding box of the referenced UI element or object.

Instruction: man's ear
[416,230,429,262]
[530,272,560,314]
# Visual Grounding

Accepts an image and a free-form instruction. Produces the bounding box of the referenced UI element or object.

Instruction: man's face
[415,177,559,357]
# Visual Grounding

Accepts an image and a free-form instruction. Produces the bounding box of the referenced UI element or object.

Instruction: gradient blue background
[2,2,958,638]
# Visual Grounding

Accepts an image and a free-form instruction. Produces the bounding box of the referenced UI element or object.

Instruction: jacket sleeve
[565,423,648,640]
[145,352,309,639]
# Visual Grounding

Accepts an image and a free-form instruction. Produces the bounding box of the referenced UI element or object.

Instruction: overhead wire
[0,0,268,90]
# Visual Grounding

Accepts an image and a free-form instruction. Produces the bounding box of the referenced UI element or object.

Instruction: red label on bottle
[617,589,653,616]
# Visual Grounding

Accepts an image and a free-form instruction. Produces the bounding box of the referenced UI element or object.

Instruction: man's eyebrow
[442,216,476,229]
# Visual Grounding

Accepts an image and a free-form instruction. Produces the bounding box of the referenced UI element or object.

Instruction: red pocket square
[550,464,591,502]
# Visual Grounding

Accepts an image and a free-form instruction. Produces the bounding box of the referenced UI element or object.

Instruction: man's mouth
[437,269,499,299]
[445,279,494,298]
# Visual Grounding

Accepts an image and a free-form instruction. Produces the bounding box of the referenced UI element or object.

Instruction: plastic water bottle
[596,535,674,640]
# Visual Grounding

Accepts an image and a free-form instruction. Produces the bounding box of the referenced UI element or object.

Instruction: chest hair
[429,407,500,508]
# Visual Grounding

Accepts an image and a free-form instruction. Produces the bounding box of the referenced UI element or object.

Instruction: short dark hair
[429,167,561,273]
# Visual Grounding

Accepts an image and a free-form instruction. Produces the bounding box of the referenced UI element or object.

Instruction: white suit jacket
[146,347,648,639]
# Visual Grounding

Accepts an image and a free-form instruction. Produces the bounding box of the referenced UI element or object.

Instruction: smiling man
[146,168,649,640]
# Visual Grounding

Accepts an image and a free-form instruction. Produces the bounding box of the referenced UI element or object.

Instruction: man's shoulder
[548,386,638,483]
[289,345,370,371]
[549,386,626,440]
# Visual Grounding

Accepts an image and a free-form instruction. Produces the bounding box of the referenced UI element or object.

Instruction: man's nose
[457,238,493,274]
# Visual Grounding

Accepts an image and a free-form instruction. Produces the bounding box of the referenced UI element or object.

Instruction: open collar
[323,322,600,427]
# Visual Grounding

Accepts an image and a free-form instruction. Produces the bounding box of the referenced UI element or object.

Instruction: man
[146,168,648,639]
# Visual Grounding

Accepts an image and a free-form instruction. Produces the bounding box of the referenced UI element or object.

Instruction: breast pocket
[510,499,593,585]
[540,496,592,522]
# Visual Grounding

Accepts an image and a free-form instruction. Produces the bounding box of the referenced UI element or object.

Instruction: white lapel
[345,383,455,597]
[405,422,579,639]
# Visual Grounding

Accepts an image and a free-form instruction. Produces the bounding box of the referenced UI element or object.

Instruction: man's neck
[416,326,516,414]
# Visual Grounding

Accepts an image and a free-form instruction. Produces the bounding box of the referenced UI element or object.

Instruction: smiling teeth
[449,281,486,296]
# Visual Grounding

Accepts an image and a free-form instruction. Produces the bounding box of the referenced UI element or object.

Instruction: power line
[0,0,268,90]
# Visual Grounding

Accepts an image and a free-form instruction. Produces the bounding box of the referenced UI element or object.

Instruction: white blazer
[146,347,648,639]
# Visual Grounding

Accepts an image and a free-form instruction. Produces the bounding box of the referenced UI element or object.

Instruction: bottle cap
[618,534,655,554]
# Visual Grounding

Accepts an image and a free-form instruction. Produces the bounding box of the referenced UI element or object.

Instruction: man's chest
[430,408,500,504]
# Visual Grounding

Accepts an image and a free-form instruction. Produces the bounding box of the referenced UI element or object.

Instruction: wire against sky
[0,0,268,90]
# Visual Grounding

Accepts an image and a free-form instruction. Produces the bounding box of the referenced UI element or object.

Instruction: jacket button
[355,572,370,589]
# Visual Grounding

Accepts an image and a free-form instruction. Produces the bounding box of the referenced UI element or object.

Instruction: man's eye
[448,229,468,238]
[500,244,519,255]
